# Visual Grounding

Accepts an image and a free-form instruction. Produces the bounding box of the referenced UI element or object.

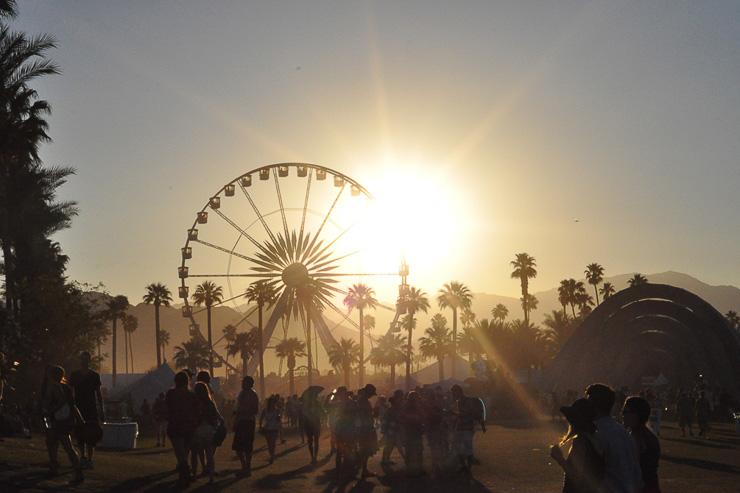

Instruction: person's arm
[95,375,105,422]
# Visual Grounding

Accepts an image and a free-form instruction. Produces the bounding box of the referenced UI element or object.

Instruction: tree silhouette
[105,295,128,387]
[419,314,453,381]
[510,253,537,324]
[437,281,472,379]
[245,280,277,399]
[725,310,739,332]
[343,283,377,387]
[143,282,172,367]
[491,303,509,322]
[226,329,258,379]
[327,338,360,388]
[600,282,616,301]
[174,336,210,374]
[585,263,605,305]
[122,313,138,374]
[401,287,430,390]
[192,281,223,376]
[542,310,577,353]
[275,337,306,396]
[222,324,238,378]
[369,333,405,387]
[628,273,648,287]
[159,329,170,362]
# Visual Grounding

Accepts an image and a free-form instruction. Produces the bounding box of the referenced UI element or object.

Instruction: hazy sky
[15,1,740,302]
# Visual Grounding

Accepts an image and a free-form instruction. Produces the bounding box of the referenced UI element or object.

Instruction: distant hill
[101,271,739,376]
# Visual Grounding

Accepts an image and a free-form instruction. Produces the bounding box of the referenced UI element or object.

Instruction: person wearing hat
[550,398,605,493]
[356,384,378,478]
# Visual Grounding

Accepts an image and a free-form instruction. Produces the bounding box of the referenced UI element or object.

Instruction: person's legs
[266,432,277,461]
[205,443,215,482]
[190,446,199,477]
[58,431,83,483]
[244,420,255,472]
[170,435,191,485]
[46,430,60,474]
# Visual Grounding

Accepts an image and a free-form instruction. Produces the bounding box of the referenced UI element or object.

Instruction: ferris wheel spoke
[315,272,398,277]
[245,289,291,375]
[301,182,346,263]
[230,304,259,331]
[299,169,313,242]
[210,208,268,254]
[272,168,290,241]
[239,180,278,246]
[303,221,356,267]
[191,238,255,263]
[188,273,281,278]
[309,250,359,272]
[190,290,257,317]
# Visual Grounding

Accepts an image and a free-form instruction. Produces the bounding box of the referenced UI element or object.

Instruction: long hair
[194,381,213,402]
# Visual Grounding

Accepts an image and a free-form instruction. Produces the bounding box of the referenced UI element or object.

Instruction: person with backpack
[450,384,486,474]
[166,371,198,487]
[191,381,221,483]
[550,398,605,493]
[41,365,84,485]
[69,351,104,470]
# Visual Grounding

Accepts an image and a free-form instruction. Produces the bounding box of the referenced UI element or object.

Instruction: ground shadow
[662,437,735,450]
[662,454,740,475]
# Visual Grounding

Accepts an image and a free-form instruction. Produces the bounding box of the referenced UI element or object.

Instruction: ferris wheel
[177,163,401,376]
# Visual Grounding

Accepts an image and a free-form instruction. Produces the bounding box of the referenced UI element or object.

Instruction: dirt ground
[0,420,738,492]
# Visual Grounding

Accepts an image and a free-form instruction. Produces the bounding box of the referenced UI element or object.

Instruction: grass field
[1,420,738,492]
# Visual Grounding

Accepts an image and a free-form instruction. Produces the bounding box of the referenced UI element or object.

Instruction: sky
[14,0,740,303]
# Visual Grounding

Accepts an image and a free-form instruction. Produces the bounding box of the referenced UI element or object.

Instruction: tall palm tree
[327,338,360,388]
[370,333,405,386]
[437,281,473,379]
[510,253,537,324]
[275,337,306,396]
[143,283,172,367]
[173,337,210,374]
[293,279,324,387]
[491,303,509,322]
[244,280,277,398]
[226,330,259,379]
[628,273,648,287]
[559,279,588,318]
[584,263,605,305]
[192,281,224,376]
[419,314,453,381]
[600,282,616,301]
[343,283,378,387]
[222,324,238,378]
[105,295,128,387]
[159,329,170,362]
[557,280,571,318]
[401,286,430,390]
[122,314,138,374]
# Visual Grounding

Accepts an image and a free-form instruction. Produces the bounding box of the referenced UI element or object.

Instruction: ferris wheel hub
[282,262,310,288]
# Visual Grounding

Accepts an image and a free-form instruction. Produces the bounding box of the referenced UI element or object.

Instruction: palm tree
[105,295,128,387]
[520,294,539,316]
[510,253,537,324]
[327,338,360,388]
[192,281,224,376]
[542,310,576,353]
[437,282,473,379]
[491,303,509,322]
[370,333,405,386]
[226,330,259,379]
[460,308,476,329]
[585,263,605,305]
[122,314,138,374]
[725,310,739,331]
[557,280,571,318]
[401,287,430,390]
[600,282,616,301]
[143,283,172,367]
[559,279,588,318]
[173,337,210,374]
[159,329,170,362]
[343,283,378,387]
[419,314,453,381]
[222,324,238,378]
[244,280,277,398]
[275,337,306,395]
[293,279,325,386]
[628,273,648,287]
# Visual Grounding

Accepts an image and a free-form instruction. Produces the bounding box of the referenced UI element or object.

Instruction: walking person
[259,395,282,463]
[233,376,259,476]
[69,351,104,469]
[301,387,325,464]
[550,398,605,493]
[586,383,642,493]
[42,365,84,485]
[166,371,198,487]
[450,385,486,474]
[356,384,378,478]
[424,389,449,476]
[381,391,404,465]
[676,391,693,437]
[622,397,661,493]
[695,391,711,438]
[401,390,425,477]
[153,392,168,447]
[191,382,220,483]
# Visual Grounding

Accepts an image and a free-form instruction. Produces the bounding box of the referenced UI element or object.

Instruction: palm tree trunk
[306,315,313,387]
[155,304,161,367]
[112,319,118,387]
[207,305,214,376]
[571,304,576,318]
[124,330,129,374]
[242,354,248,379]
[289,367,295,396]
[438,356,444,381]
[452,307,458,379]
[390,363,395,387]
[359,307,364,387]
[258,303,265,401]
[593,285,600,306]
[344,363,350,388]
[130,332,135,373]
[405,310,414,391]
[522,277,529,325]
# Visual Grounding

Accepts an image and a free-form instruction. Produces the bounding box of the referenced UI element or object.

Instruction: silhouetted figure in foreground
[676,391,693,436]
[42,365,84,485]
[69,351,104,469]
[586,383,642,493]
[550,398,604,493]
[166,371,198,487]
[401,391,425,477]
[356,384,378,478]
[259,395,282,463]
[233,376,259,476]
[192,381,220,483]
[301,387,324,464]
[623,396,661,493]
[191,371,213,477]
[451,384,486,474]
[381,390,404,465]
